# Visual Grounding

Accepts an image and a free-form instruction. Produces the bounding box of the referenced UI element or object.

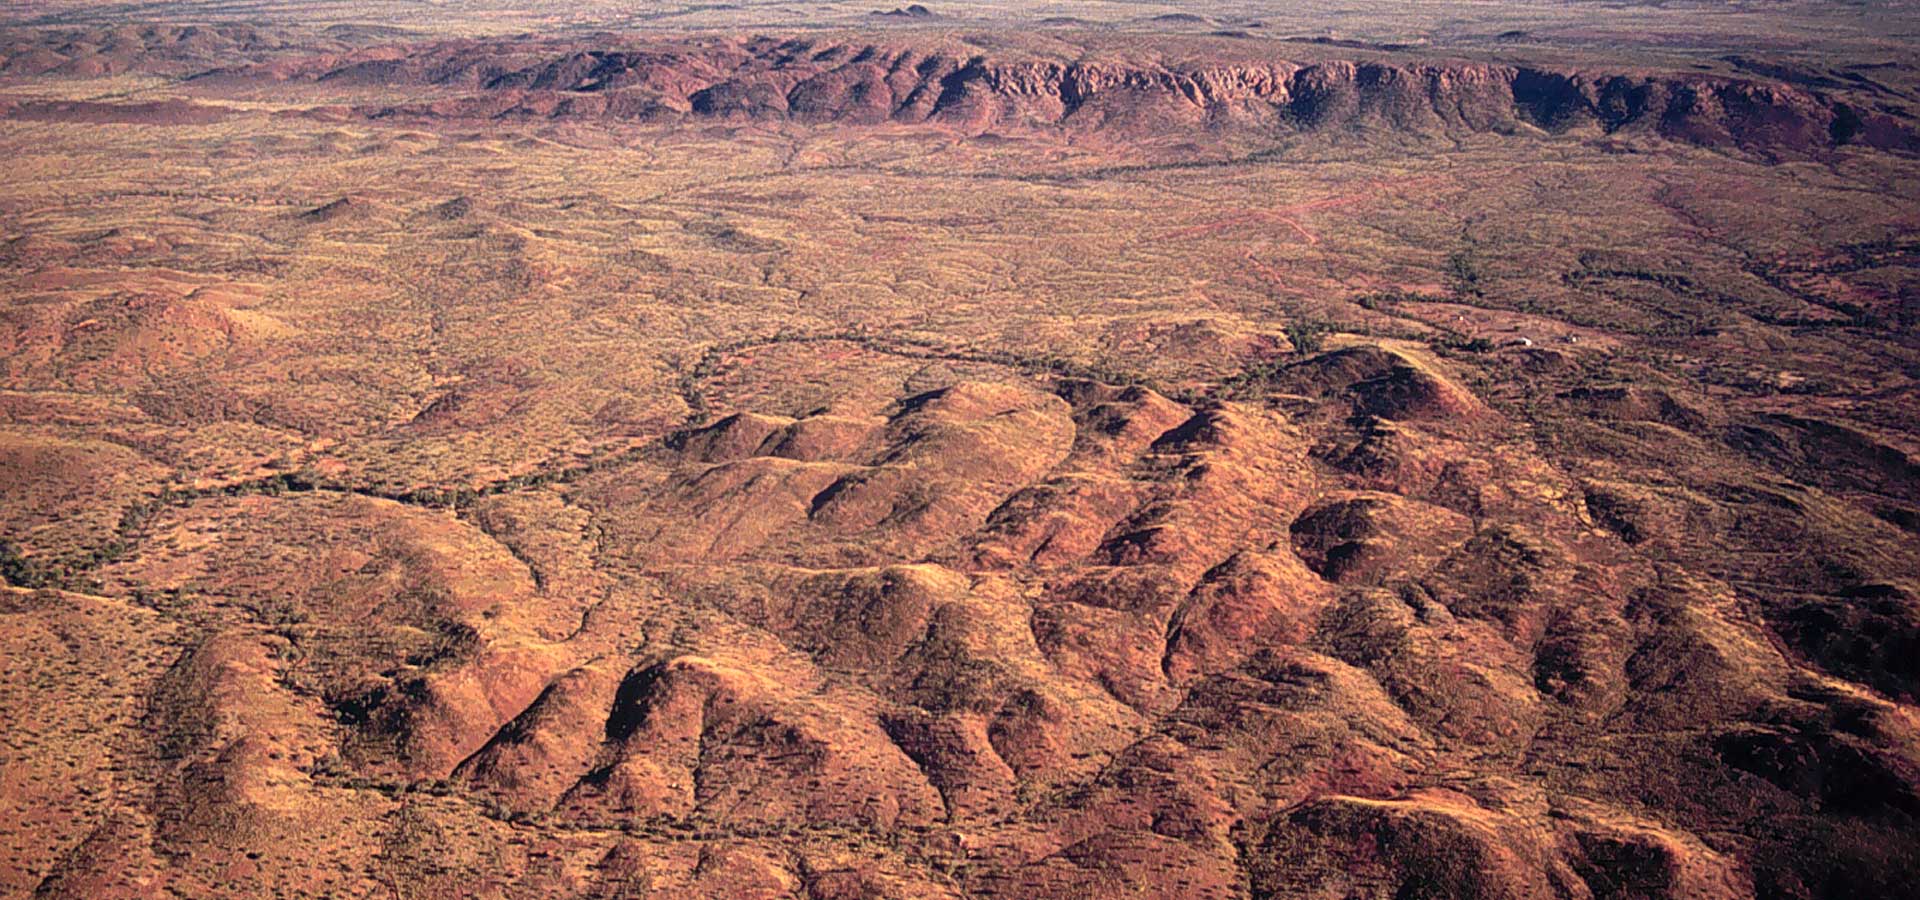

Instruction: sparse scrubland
[2,2,1919,898]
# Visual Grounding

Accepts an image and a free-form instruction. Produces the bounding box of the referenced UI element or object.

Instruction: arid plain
[2,2,1919,898]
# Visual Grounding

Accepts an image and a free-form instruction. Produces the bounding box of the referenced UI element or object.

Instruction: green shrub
[0,541,45,588]
[1286,319,1332,354]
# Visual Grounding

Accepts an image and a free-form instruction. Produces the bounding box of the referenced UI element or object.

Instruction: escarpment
[175,35,1918,156]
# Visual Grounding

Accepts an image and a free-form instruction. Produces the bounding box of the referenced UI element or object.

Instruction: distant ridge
[187,35,1915,157]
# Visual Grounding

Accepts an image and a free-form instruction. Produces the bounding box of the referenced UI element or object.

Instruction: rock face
[173,35,1915,155]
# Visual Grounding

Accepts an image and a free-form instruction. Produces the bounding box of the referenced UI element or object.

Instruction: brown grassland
[2,2,1919,898]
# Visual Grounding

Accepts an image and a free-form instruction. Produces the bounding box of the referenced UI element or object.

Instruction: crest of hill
[0,22,408,76]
